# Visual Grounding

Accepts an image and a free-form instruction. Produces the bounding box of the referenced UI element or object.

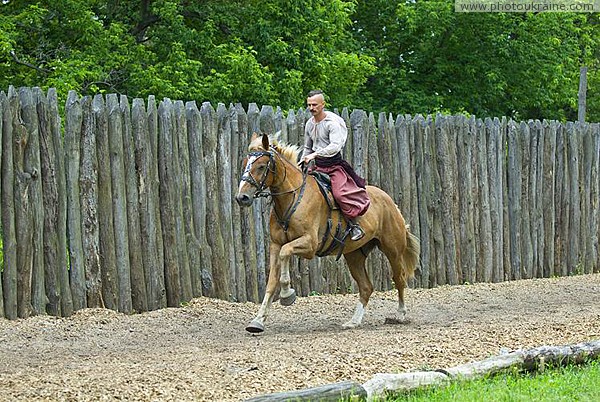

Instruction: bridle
[240,148,309,231]
[240,150,276,199]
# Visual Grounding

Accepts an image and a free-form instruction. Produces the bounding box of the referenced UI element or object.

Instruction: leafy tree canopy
[0,0,598,121]
[352,0,599,121]
[0,0,374,109]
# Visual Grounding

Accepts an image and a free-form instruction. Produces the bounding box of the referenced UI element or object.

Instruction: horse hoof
[245,321,264,333]
[280,289,296,306]
[342,321,360,329]
[384,316,410,325]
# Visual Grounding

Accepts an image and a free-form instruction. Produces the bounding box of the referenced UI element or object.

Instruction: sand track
[1,273,599,401]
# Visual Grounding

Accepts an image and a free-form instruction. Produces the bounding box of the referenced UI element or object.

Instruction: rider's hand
[302,153,317,164]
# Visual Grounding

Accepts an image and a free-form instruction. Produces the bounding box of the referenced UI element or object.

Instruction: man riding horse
[301,90,369,241]
[236,92,420,333]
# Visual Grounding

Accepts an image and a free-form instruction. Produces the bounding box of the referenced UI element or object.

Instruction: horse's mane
[248,133,301,166]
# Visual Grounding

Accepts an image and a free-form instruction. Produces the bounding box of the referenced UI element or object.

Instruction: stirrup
[350,225,365,241]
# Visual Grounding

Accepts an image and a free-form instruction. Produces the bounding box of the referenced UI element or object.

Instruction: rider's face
[307,95,325,116]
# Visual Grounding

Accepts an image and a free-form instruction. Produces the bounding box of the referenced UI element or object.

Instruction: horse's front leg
[246,242,282,333]
[278,235,317,307]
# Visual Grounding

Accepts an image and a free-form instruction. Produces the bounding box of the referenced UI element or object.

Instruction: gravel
[1,273,599,401]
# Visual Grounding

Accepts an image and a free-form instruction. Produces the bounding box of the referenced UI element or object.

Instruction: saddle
[309,172,352,260]
[310,172,338,211]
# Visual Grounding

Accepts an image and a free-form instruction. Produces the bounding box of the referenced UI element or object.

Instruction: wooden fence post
[397,115,421,286]
[554,123,568,277]
[147,95,166,300]
[48,89,73,316]
[172,100,193,303]
[79,96,102,307]
[0,91,4,318]
[500,117,511,281]
[350,110,367,178]
[1,88,17,319]
[435,115,459,285]
[456,115,476,284]
[201,101,230,300]
[426,116,445,287]
[121,95,148,311]
[94,94,119,310]
[65,90,87,311]
[519,121,533,279]
[185,100,212,298]
[474,118,492,283]
[176,100,202,299]
[591,123,600,274]
[385,113,399,200]
[580,122,596,274]
[107,94,133,313]
[487,117,504,282]
[217,103,236,300]
[12,87,33,318]
[542,120,557,278]
[529,120,544,278]
[229,103,248,302]
[506,119,522,280]
[566,123,581,275]
[134,98,166,309]
[413,115,431,287]
[158,99,182,306]
[19,88,45,316]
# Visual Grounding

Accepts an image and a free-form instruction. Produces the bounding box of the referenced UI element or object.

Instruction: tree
[0,0,374,110]
[1,0,598,120]
[351,0,599,121]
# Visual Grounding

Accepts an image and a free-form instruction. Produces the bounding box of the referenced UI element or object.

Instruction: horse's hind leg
[379,238,410,323]
[342,249,373,329]
[379,236,408,324]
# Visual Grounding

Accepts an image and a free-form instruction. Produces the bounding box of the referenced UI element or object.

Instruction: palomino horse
[235,133,420,333]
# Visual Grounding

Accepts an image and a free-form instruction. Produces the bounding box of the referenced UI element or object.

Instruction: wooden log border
[244,340,600,401]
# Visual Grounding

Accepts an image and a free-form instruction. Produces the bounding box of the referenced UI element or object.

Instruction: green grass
[387,360,600,402]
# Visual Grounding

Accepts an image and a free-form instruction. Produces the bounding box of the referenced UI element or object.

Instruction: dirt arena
[0,273,599,401]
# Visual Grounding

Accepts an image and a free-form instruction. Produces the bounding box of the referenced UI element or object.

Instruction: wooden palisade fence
[1,86,599,318]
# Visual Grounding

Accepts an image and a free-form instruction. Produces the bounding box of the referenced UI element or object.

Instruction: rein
[242,148,308,231]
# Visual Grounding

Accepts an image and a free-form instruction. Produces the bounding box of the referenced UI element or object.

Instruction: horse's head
[236,133,276,207]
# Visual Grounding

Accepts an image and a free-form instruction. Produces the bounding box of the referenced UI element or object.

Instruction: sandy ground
[0,273,599,401]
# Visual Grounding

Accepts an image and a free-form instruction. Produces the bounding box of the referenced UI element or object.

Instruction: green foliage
[0,0,598,120]
[0,0,373,110]
[352,1,600,121]
[387,360,600,401]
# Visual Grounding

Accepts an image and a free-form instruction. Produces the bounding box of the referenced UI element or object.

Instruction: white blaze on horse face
[238,154,260,194]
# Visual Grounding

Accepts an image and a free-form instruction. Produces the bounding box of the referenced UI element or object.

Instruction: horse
[235,133,420,333]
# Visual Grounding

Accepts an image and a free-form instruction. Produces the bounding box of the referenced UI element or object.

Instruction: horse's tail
[403,228,421,279]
